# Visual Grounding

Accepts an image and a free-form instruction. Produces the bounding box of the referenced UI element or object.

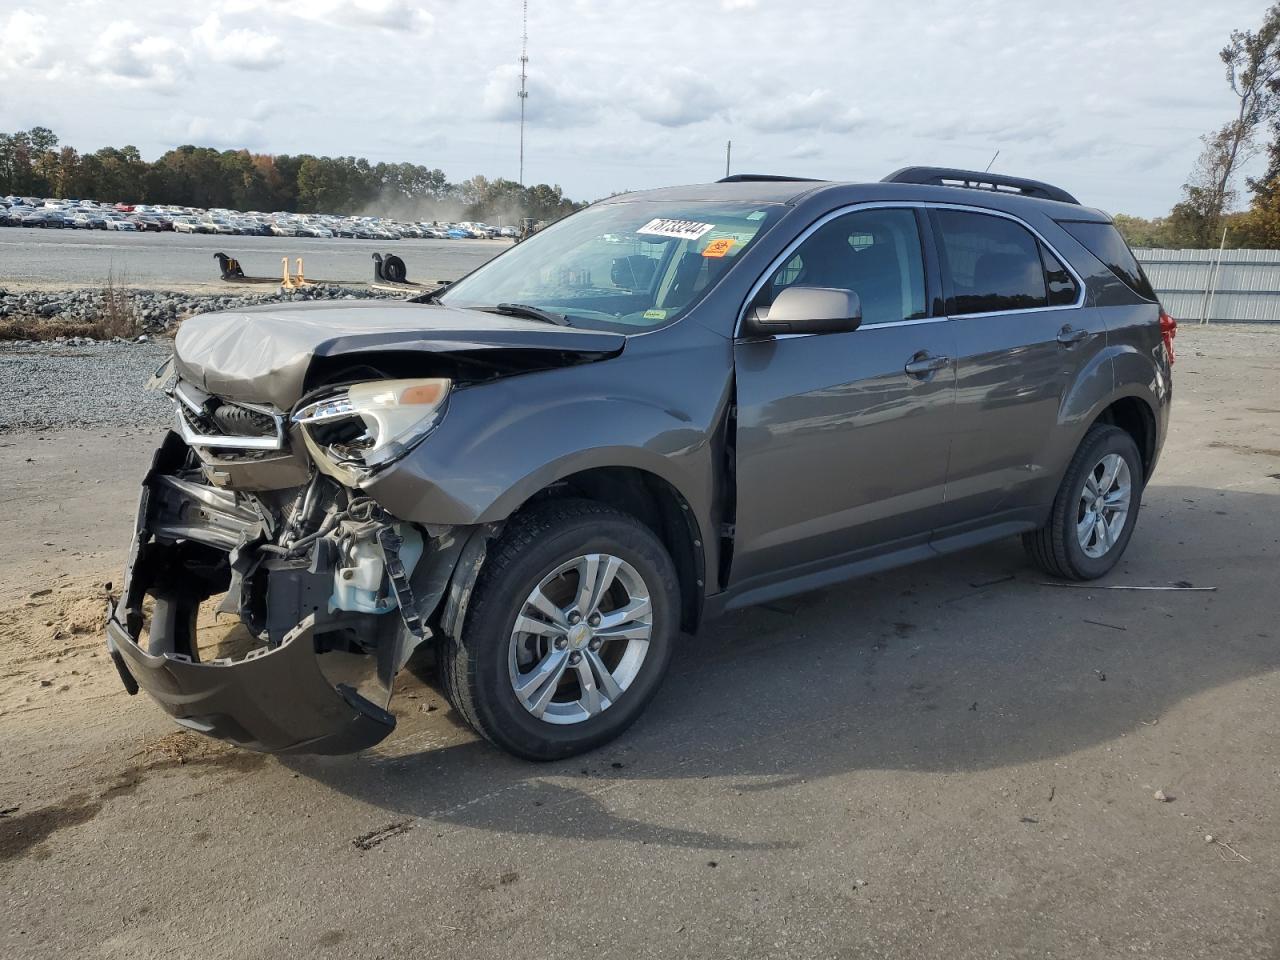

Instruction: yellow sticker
[702,237,735,258]
[644,309,668,320]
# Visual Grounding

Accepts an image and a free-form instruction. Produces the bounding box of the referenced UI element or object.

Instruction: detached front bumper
[105,610,395,754]
[105,432,459,755]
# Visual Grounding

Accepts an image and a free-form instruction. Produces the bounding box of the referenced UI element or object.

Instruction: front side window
[934,210,1049,315]
[441,200,783,332]
[756,208,927,325]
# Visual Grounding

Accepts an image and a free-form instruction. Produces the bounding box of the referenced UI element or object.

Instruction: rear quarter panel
[1032,214,1171,484]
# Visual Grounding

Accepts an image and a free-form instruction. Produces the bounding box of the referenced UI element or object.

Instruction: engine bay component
[331,521,424,614]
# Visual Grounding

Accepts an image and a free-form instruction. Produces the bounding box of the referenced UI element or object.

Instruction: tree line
[0,128,583,223]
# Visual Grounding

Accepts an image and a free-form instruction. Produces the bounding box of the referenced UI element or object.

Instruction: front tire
[441,499,680,760]
[1023,424,1144,580]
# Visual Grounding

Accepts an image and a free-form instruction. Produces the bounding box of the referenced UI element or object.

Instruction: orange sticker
[702,237,735,258]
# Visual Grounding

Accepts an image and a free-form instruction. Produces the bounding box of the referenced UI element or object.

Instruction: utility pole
[518,0,529,186]
[725,140,732,178]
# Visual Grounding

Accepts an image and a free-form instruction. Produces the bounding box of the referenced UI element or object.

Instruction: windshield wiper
[489,303,571,326]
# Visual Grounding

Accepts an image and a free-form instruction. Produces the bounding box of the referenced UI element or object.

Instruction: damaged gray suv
[106,167,1174,760]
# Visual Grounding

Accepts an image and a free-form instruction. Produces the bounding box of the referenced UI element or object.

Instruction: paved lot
[0,228,507,292]
[1,325,1278,959]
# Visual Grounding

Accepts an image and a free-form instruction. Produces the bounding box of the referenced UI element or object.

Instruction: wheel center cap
[568,623,592,649]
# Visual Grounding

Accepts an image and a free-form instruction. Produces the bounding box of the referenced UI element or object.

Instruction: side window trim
[915,207,946,318]
[926,207,958,316]
[735,201,1086,337]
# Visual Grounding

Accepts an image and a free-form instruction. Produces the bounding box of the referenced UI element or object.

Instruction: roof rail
[882,166,1079,205]
[717,174,823,183]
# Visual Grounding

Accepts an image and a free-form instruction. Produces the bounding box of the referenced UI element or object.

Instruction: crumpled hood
[173,300,626,409]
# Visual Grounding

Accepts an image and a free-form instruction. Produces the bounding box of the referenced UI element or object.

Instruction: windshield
[440,199,784,331]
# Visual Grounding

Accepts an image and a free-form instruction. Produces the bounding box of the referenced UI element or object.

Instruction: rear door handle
[904,353,951,377]
[1057,325,1090,345]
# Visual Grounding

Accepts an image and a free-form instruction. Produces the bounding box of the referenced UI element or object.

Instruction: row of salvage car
[0,196,519,241]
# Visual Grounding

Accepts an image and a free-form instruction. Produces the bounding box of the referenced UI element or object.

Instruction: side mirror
[744,286,863,337]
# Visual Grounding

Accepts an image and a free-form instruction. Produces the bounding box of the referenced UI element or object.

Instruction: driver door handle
[904,353,951,377]
[1057,325,1090,345]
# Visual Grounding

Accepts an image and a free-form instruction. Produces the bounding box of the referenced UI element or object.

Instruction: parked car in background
[4,193,553,245]
[106,218,137,231]
[72,211,108,230]
[25,209,69,228]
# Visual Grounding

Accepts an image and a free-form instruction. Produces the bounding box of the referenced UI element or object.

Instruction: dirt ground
[1,325,1278,959]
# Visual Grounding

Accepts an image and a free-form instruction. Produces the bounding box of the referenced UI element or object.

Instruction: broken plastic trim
[107,610,395,754]
[104,432,397,754]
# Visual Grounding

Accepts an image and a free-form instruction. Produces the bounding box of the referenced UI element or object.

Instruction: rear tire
[441,499,679,761]
[1023,424,1144,580]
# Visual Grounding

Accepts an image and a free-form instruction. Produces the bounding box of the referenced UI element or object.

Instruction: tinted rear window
[933,210,1048,314]
[1058,220,1156,301]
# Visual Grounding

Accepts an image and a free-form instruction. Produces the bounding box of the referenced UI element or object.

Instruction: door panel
[929,208,1107,524]
[943,307,1106,522]
[732,321,956,586]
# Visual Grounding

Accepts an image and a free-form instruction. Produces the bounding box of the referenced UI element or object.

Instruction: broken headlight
[293,378,450,484]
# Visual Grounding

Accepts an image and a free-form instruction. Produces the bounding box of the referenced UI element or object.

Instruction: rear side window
[1057,220,1156,301]
[933,210,1049,314]
[1041,246,1080,307]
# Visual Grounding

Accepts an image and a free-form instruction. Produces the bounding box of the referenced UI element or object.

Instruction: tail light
[1159,309,1177,365]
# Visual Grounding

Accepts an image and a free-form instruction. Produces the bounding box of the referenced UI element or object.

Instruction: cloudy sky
[0,0,1270,216]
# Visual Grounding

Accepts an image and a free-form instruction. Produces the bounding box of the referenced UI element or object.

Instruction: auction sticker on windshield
[637,218,716,241]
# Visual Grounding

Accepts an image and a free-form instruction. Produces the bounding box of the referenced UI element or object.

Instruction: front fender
[361,331,732,533]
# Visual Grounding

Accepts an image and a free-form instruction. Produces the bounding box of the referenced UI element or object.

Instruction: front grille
[172,380,286,451]
[209,403,277,437]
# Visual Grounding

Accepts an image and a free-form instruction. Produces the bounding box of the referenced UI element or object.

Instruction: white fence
[1135,248,1280,323]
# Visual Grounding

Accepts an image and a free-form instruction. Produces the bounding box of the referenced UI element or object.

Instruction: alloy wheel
[1076,453,1132,559]
[507,554,653,725]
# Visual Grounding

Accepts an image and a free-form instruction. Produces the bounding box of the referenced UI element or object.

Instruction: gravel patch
[0,340,174,432]
[0,283,413,339]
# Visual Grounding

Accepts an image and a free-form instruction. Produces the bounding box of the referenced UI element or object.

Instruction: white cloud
[630,69,731,127]
[235,0,433,33]
[479,63,604,127]
[194,15,283,71]
[737,89,864,134]
[87,22,188,92]
[0,10,59,75]
[173,114,264,148]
